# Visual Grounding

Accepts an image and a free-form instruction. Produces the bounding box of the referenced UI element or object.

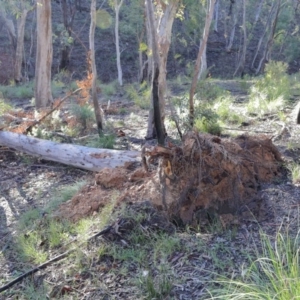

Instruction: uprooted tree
[1,129,283,224]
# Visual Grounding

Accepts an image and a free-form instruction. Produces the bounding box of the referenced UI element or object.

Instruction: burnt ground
[1,80,300,299]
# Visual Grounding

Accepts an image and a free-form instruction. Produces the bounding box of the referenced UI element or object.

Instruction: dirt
[1,80,300,299]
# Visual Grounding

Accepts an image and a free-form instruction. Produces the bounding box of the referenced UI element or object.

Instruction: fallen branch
[0,131,140,171]
[0,225,113,293]
[222,127,274,134]
[24,88,83,134]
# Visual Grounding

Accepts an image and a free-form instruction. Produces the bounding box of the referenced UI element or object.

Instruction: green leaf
[96,9,112,29]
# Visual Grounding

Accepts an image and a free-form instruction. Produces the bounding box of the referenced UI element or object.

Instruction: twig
[0,224,112,293]
[222,127,274,134]
[24,88,83,134]
[166,96,183,140]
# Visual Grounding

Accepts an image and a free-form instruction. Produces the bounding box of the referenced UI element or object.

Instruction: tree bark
[0,8,16,49]
[197,39,207,80]
[89,0,103,134]
[157,0,179,121]
[145,0,179,140]
[14,8,29,83]
[114,0,124,86]
[213,0,219,32]
[59,0,77,70]
[146,0,165,145]
[251,1,277,69]
[255,0,282,75]
[35,0,53,109]
[225,3,237,52]
[233,0,246,77]
[0,131,140,172]
[189,0,216,127]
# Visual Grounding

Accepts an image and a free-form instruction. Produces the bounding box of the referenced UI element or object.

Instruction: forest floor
[1,79,300,299]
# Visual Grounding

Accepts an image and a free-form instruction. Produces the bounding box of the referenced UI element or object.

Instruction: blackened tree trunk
[145,0,165,145]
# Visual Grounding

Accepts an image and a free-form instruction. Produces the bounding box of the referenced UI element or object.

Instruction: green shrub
[251,61,290,101]
[247,92,285,116]
[0,82,34,99]
[195,80,228,102]
[0,98,12,114]
[87,133,116,149]
[214,96,243,124]
[194,116,222,135]
[101,81,117,96]
[125,82,151,109]
[70,103,95,130]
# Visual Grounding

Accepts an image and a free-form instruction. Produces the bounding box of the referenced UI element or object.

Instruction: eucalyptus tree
[58,0,78,70]
[35,0,53,108]
[111,0,124,86]
[0,0,32,83]
[145,0,180,140]
[188,0,216,127]
[90,0,103,133]
[145,0,165,145]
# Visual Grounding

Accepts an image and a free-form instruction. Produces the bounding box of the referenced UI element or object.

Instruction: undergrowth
[209,228,300,300]
[125,82,151,109]
[247,61,290,116]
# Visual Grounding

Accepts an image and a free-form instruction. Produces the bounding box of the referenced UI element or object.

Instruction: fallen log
[0,131,140,171]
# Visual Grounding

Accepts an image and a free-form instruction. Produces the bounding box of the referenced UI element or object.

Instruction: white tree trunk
[35,0,53,109]
[213,0,219,32]
[115,0,124,86]
[197,39,207,80]
[14,8,29,83]
[0,131,140,171]
[226,10,237,52]
[251,1,277,69]
[90,0,103,133]
[189,0,216,127]
[0,9,16,48]
[157,0,179,119]
[233,0,247,77]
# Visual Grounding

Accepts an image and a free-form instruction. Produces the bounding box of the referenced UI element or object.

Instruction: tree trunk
[251,1,277,69]
[0,9,17,49]
[197,39,207,80]
[225,4,237,52]
[35,0,53,109]
[157,0,179,127]
[233,0,246,77]
[0,131,140,172]
[146,0,179,140]
[59,0,77,70]
[14,8,29,84]
[115,0,124,86]
[146,0,165,145]
[145,8,153,84]
[189,0,216,127]
[255,0,281,75]
[213,0,219,32]
[89,0,103,134]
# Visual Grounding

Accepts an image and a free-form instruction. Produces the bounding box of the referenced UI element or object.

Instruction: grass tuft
[209,228,300,300]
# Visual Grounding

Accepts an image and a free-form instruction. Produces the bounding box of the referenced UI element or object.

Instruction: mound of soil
[57,132,283,224]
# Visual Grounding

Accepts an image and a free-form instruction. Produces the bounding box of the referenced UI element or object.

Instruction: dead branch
[0,224,113,293]
[24,87,83,134]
